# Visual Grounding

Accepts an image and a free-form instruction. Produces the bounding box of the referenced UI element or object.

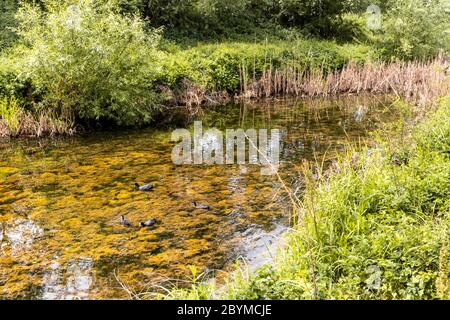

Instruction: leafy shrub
[0,53,32,100]
[378,0,450,60]
[117,0,370,40]
[11,0,164,125]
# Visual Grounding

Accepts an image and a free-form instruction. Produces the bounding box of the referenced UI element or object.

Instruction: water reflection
[41,257,94,300]
[2,218,43,255]
[0,95,395,299]
[232,224,287,271]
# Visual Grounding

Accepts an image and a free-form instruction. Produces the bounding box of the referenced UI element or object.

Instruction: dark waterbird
[134,182,154,191]
[192,200,210,210]
[139,218,158,228]
[120,215,132,227]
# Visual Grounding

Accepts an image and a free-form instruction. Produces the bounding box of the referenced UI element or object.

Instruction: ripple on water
[234,224,288,271]
[2,218,44,255]
[41,257,94,300]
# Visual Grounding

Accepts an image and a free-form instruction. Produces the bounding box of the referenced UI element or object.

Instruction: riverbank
[1,1,448,138]
[0,38,372,137]
[158,94,450,300]
[1,52,448,138]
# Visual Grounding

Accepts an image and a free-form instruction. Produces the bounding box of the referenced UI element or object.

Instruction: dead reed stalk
[238,56,449,108]
[0,109,76,138]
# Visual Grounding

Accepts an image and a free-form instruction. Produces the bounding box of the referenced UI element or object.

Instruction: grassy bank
[0,36,383,137]
[156,95,450,300]
[2,38,448,137]
[0,0,448,137]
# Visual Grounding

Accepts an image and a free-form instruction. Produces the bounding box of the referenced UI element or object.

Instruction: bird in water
[139,218,158,228]
[134,182,154,191]
[192,200,210,210]
[120,215,132,227]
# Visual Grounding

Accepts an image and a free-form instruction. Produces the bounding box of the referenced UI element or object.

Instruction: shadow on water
[0,95,396,299]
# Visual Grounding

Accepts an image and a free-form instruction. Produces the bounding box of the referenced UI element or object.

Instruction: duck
[192,200,210,210]
[120,215,132,227]
[139,218,158,228]
[134,182,154,191]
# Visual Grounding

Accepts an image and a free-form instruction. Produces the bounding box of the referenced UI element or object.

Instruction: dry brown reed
[238,56,449,108]
[176,79,230,108]
[0,110,76,138]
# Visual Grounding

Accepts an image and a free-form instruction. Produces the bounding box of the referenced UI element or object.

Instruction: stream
[0,95,396,299]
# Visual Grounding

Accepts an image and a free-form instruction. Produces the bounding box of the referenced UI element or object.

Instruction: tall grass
[0,96,76,138]
[0,96,22,136]
[239,56,449,108]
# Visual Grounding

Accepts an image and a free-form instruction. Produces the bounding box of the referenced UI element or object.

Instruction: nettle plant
[14,0,164,125]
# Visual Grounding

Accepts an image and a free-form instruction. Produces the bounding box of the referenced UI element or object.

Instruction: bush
[10,0,164,125]
[120,0,371,40]
[0,53,32,100]
[378,0,450,60]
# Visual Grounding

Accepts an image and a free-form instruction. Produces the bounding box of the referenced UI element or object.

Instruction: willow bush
[9,0,164,125]
[378,0,450,60]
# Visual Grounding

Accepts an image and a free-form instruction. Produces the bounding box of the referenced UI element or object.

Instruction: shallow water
[0,95,395,299]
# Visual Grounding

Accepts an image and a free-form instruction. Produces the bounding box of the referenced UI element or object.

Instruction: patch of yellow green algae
[0,131,285,299]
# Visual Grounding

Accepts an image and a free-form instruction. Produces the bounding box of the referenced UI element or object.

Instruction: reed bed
[176,80,231,108]
[0,108,76,138]
[239,56,449,108]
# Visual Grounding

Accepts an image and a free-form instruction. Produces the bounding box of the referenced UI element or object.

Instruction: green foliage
[0,95,23,135]
[276,0,350,36]
[378,0,450,60]
[116,0,370,40]
[157,40,374,92]
[10,0,164,125]
[0,0,19,50]
[0,53,31,100]
[415,95,450,156]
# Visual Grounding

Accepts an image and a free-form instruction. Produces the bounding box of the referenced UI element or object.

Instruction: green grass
[158,96,450,300]
[156,39,377,93]
[0,95,22,136]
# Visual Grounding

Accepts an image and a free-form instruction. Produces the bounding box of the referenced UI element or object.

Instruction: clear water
[0,95,395,299]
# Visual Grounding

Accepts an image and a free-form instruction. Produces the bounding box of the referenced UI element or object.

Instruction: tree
[12,0,164,125]
[379,0,449,60]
